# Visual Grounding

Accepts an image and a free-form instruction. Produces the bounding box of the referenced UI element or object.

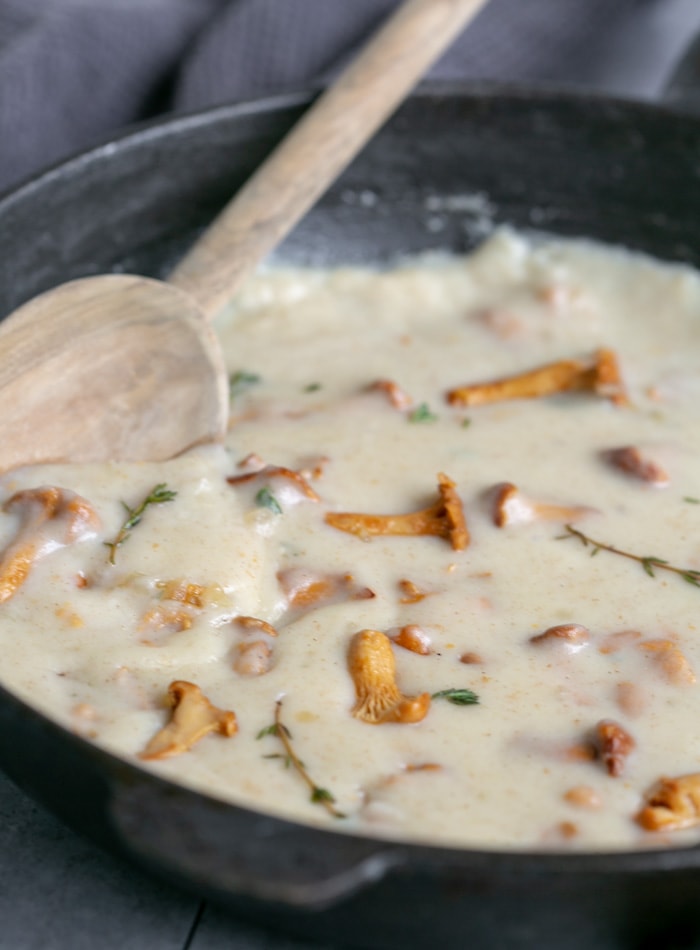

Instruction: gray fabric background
[1,0,700,196]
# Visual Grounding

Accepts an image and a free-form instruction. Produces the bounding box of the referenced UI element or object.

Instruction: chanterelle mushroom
[227,464,320,503]
[529,623,590,650]
[140,680,237,760]
[277,568,375,623]
[637,774,700,832]
[601,446,669,487]
[446,348,627,407]
[348,629,431,724]
[490,482,595,527]
[594,719,635,777]
[0,486,99,604]
[367,378,413,410]
[326,473,469,550]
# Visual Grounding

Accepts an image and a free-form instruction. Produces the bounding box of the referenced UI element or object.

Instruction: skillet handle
[167,0,489,320]
[109,776,406,908]
[663,33,700,115]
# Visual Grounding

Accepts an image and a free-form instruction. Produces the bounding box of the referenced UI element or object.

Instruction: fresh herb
[105,483,177,565]
[262,753,294,768]
[256,723,291,740]
[259,701,345,818]
[229,370,261,400]
[684,497,700,504]
[460,417,472,428]
[255,487,283,514]
[304,382,321,393]
[311,787,335,803]
[558,524,700,588]
[409,402,438,423]
[432,688,479,705]
[408,402,437,422]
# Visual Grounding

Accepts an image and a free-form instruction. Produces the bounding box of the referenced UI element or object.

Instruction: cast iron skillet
[1,85,700,949]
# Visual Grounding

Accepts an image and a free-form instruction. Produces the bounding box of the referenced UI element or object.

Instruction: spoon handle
[168,0,489,319]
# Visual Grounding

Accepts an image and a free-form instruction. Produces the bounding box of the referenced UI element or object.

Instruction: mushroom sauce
[2,228,700,851]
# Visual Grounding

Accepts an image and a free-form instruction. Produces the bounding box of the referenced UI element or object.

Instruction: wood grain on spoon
[0,0,488,472]
[0,277,228,468]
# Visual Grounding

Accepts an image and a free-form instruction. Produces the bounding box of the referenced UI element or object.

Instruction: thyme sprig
[229,370,261,400]
[258,701,345,818]
[558,524,700,588]
[105,483,177,565]
[409,402,438,423]
[432,688,479,705]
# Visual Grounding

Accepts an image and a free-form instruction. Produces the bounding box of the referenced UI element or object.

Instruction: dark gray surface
[189,905,333,950]
[3,3,700,949]
[0,771,197,950]
[0,763,333,949]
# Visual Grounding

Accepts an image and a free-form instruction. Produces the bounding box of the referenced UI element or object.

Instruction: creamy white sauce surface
[2,229,700,851]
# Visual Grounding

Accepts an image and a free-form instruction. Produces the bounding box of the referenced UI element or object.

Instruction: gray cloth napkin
[0,0,699,196]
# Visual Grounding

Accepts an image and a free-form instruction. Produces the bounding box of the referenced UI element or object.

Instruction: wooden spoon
[0,0,488,472]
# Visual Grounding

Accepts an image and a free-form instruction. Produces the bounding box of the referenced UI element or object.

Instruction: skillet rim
[1,77,698,209]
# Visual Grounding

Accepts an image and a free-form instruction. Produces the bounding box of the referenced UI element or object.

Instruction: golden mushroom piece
[326,473,469,550]
[0,486,100,604]
[489,481,596,527]
[637,774,700,832]
[348,629,431,725]
[446,348,628,407]
[601,445,670,487]
[140,680,237,760]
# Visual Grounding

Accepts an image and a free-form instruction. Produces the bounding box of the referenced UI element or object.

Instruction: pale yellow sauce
[2,229,700,850]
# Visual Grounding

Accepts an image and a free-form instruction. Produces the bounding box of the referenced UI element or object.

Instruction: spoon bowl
[0,0,488,472]
[0,275,227,469]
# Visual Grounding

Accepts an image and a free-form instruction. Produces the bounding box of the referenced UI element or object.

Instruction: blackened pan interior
[0,86,699,949]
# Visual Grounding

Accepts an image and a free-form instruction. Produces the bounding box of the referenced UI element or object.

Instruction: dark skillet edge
[0,76,696,207]
[2,83,700,946]
[3,673,700,950]
[0,89,312,207]
[3,80,700,317]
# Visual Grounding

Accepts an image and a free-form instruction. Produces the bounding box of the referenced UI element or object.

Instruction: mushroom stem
[447,348,627,407]
[348,629,431,724]
[326,473,469,550]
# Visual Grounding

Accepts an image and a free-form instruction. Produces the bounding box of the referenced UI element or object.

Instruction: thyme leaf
[255,487,283,514]
[262,753,295,768]
[432,688,479,706]
[229,370,261,400]
[684,497,700,504]
[409,402,438,424]
[105,483,177,565]
[311,787,336,803]
[256,722,291,740]
[259,701,345,818]
[559,524,700,588]
[304,382,321,393]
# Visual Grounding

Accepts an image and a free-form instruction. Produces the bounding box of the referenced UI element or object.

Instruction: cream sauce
[2,229,700,850]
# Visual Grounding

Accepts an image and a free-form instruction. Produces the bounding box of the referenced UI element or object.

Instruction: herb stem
[105,483,177,565]
[266,701,345,818]
[559,524,700,588]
